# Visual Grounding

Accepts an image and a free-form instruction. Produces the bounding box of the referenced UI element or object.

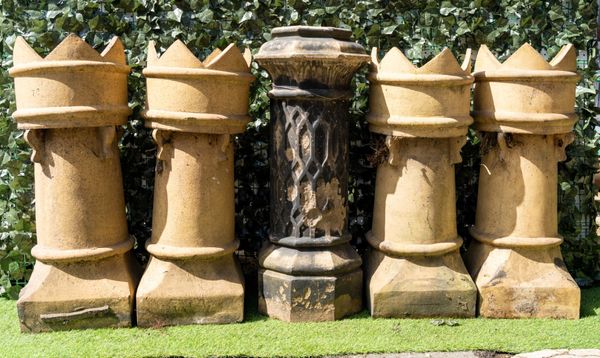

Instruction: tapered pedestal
[467,241,579,319]
[18,254,138,332]
[136,255,244,327]
[367,250,475,318]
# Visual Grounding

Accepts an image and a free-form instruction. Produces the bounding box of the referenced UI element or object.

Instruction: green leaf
[198,8,214,23]
[168,7,184,23]
[240,11,254,23]
[440,7,456,16]
[46,10,62,20]
[382,25,397,35]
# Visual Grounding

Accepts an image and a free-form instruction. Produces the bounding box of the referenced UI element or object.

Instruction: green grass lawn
[1,287,599,357]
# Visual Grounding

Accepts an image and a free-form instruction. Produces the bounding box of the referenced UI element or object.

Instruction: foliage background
[0,0,598,298]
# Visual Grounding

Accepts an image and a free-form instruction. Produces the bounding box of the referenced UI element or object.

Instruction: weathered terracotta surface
[255,26,369,322]
[136,40,254,327]
[10,35,138,332]
[366,48,477,317]
[466,44,581,319]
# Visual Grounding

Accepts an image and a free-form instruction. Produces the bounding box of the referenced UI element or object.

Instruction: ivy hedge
[0,0,599,298]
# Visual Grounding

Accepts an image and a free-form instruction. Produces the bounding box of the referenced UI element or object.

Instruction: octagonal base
[366,249,476,318]
[258,268,362,322]
[17,254,139,333]
[136,255,244,327]
[466,241,580,319]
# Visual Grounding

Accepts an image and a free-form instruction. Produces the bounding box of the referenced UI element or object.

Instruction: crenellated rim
[143,41,254,134]
[145,40,252,71]
[9,34,130,77]
[369,47,473,87]
[143,40,254,83]
[473,43,580,82]
[367,47,473,138]
[370,47,473,76]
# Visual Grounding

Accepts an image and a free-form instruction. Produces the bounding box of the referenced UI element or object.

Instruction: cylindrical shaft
[35,128,128,251]
[474,134,558,240]
[152,133,234,250]
[372,138,457,247]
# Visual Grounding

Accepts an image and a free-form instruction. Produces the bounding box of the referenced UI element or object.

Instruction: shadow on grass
[342,310,371,320]
[242,272,270,323]
[580,286,600,317]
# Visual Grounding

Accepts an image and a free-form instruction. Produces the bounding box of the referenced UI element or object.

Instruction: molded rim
[32,237,134,263]
[470,227,563,248]
[366,231,463,256]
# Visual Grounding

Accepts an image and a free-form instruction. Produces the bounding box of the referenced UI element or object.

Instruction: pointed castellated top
[371,47,472,77]
[9,34,131,130]
[12,34,127,66]
[146,40,251,72]
[474,43,577,73]
[367,47,473,139]
[142,40,255,135]
[471,43,579,135]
